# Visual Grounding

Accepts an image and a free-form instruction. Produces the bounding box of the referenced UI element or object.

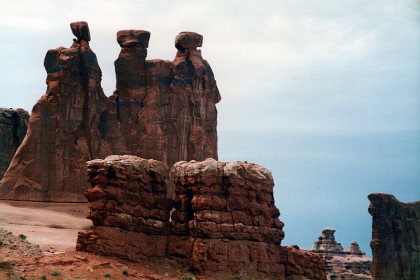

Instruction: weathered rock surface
[113,30,220,167]
[0,24,220,202]
[311,228,372,279]
[0,108,29,180]
[368,193,420,280]
[0,22,125,202]
[77,157,326,279]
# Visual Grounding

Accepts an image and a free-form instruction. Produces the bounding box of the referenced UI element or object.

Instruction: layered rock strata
[311,228,372,279]
[0,108,29,179]
[77,156,326,279]
[0,23,219,202]
[368,193,420,280]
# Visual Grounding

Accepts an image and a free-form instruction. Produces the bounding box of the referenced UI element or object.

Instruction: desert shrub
[122,265,129,276]
[0,240,3,247]
[181,276,196,280]
[104,273,112,278]
[41,275,47,280]
[18,234,27,240]
[229,267,254,280]
[50,270,61,276]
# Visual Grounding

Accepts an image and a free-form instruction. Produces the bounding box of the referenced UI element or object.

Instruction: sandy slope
[0,201,91,253]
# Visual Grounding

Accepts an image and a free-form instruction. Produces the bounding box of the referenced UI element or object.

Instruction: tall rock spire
[0,22,124,201]
[112,30,220,167]
[0,23,221,202]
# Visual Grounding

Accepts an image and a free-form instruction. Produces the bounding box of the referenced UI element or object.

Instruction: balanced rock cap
[70,21,91,41]
[117,30,151,48]
[175,32,203,50]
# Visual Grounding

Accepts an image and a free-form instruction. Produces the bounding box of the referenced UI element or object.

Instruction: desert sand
[0,201,91,253]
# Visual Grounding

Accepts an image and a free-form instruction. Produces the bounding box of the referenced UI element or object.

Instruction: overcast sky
[1,0,419,257]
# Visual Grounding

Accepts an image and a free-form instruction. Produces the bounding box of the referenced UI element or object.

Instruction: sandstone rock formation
[0,108,29,179]
[77,156,326,279]
[368,193,420,280]
[311,228,372,279]
[0,22,125,201]
[0,23,220,202]
[112,30,220,167]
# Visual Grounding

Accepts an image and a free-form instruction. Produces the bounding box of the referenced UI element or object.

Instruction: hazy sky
[1,1,419,257]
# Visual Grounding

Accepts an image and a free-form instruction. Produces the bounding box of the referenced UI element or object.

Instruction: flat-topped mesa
[0,22,125,202]
[368,193,420,280]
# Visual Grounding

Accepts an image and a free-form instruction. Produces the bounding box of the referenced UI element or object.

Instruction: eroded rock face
[77,157,325,279]
[0,22,125,201]
[0,108,29,179]
[368,193,420,280]
[113,30,220,167]
[311,228,372,279]
[0,23,220,202]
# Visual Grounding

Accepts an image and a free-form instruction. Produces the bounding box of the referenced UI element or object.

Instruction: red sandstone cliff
[112,30,220,167]
[0,22,125,201]
[0,23,219,202]
[368,193,420,280]
[0,108,29,179]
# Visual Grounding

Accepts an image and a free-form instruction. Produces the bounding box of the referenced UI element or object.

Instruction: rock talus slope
[0,108,29,179]
[368,193,420,280]
[77,156,326,279]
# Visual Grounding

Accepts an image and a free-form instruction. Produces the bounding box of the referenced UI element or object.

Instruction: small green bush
[104,273,112,278]
[50,270,61,276]
[0,240,3,247]
[18,234,27,240]
[41,275,47,280]
[122,266,129,276]
[229,267,254,280]
[181,276,196,280]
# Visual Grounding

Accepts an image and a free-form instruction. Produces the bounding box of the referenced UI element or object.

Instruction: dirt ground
[0,201,240,280]
[0,201,91,253]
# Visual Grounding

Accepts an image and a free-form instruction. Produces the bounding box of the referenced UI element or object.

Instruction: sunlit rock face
[0,23,220,202]
[0,108,29,179]
[368,193,420,280]
[311,228,372,279]
[77,157,326,279]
